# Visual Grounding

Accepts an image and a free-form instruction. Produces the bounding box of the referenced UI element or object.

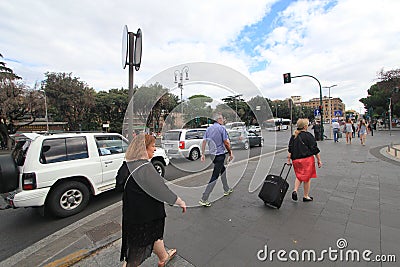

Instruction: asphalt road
[0,129,292,262]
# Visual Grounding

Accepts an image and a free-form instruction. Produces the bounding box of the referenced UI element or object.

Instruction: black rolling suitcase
[258,163,292,209]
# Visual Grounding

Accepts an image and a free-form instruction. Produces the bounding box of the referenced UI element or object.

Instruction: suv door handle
[104,161,113,164]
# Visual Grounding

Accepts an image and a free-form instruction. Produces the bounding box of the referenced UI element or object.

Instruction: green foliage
[360,68,400,118]
[41,72,96,131]
[0,54,44,141]
[184,94,213,127]
[94,88,129,133]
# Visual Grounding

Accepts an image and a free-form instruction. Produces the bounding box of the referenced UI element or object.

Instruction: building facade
[300,96,345,122]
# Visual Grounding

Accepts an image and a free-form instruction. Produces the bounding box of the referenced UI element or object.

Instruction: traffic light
[318,105,323,113]
[283,73,291,84]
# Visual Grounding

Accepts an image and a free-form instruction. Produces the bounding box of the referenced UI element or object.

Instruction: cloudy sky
[1,0,399,113]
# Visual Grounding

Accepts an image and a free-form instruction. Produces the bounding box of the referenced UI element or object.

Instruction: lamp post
[275,104,280,118]
[39,89,49,133]
[389,87,399,136]
[322,84,337,139]
[174,66,189,115]
[226,94,243,120]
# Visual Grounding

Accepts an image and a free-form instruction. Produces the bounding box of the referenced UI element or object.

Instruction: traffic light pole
[289,74,324,141]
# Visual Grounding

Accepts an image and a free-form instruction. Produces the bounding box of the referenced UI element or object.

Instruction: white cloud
[1,0,399,113]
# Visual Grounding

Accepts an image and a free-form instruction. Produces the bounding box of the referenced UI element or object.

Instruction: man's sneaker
[199,199,211,207]
[224,188,234,196]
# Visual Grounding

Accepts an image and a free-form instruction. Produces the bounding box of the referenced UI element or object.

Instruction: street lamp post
[322,84,337,139]
[39,90,49,133]
[174,66,189,115]
[275,104,280,118]
[388,87,399,136]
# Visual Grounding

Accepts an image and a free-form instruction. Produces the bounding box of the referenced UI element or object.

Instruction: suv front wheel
[152,159,165,177]
[47,181,90,218]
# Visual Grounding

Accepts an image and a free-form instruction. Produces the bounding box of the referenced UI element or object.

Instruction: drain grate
[351,160,365,164]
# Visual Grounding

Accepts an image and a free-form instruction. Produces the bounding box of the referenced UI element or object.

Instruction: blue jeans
[333,128,339,142]
[202,154,230,201]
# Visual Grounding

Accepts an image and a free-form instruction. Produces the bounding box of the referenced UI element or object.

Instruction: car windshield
[163,131,181,141]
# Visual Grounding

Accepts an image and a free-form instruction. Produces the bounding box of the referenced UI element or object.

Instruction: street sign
[334,110,342,117]
[314,109,320,116]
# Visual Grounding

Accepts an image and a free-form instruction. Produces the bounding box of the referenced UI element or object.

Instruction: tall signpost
[122,25,142,142]
[283,73,324,140]
[322,84,337,139]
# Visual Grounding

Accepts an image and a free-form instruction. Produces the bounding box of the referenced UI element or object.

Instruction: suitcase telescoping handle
[279,163,292,181]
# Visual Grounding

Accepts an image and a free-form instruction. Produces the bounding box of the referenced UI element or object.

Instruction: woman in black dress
[119,134,186,267]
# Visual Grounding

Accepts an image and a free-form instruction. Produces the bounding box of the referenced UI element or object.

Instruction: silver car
[161,129,208,160]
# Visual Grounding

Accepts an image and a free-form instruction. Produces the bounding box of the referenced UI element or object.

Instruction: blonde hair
[125,133,156,161]
[294,118,309,138]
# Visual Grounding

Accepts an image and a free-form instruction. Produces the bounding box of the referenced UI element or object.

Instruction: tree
[41,72,96,131]
[0,54,44,148]
[94,88,129,133]
[360,68,400,119]
[184,94,213,127]
[221,95,248,122]
[247,95,271,125]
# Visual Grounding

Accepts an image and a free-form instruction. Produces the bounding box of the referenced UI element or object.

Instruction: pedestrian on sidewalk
[312,121,321,141]
[345,118,354,144]
[287,118,322,202]
[199,113,234,207]
[332,120,340,143]
[119,134,186,267]
[358,119,368,146]
[351,121,356,138]
[367,121,373,136]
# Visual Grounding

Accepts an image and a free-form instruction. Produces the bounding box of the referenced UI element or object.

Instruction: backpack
[115,161,148,192]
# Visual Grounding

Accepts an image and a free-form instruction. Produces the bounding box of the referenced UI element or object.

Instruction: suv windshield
[12,139,31,166]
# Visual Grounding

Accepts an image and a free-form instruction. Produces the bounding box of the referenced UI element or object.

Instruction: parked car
[161,128,208,160]
[248,131,264,147]
[248,125,261,133]
[228,129,263,149]
[0,132,169,217]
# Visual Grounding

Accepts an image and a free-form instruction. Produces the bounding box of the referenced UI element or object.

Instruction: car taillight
[179,141,185,149]
[22,173,37,190]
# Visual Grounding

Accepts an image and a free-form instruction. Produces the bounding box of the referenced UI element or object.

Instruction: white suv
[0,132,169,217]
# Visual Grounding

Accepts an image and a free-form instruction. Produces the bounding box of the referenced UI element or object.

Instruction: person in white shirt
[332,120,340,143]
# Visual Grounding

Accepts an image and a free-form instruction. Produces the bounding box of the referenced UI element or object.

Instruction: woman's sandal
[303,196,314,202]
[158,248,177,267]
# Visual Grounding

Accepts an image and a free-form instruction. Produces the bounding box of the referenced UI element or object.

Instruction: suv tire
[0,154,19,193]
[189,148,200,161]
[47,181,90,218]
[152,160,165,177]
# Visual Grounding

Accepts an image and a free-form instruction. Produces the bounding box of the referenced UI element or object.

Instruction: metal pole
[128,32,134,142]
[292,75,323,140]
[389,97,392,136]
[44,92,49,132]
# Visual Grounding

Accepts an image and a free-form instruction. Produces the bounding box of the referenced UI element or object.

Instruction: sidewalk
[1,130,399,267]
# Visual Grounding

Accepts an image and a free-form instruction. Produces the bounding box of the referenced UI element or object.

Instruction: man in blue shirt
[199,114,234,207]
